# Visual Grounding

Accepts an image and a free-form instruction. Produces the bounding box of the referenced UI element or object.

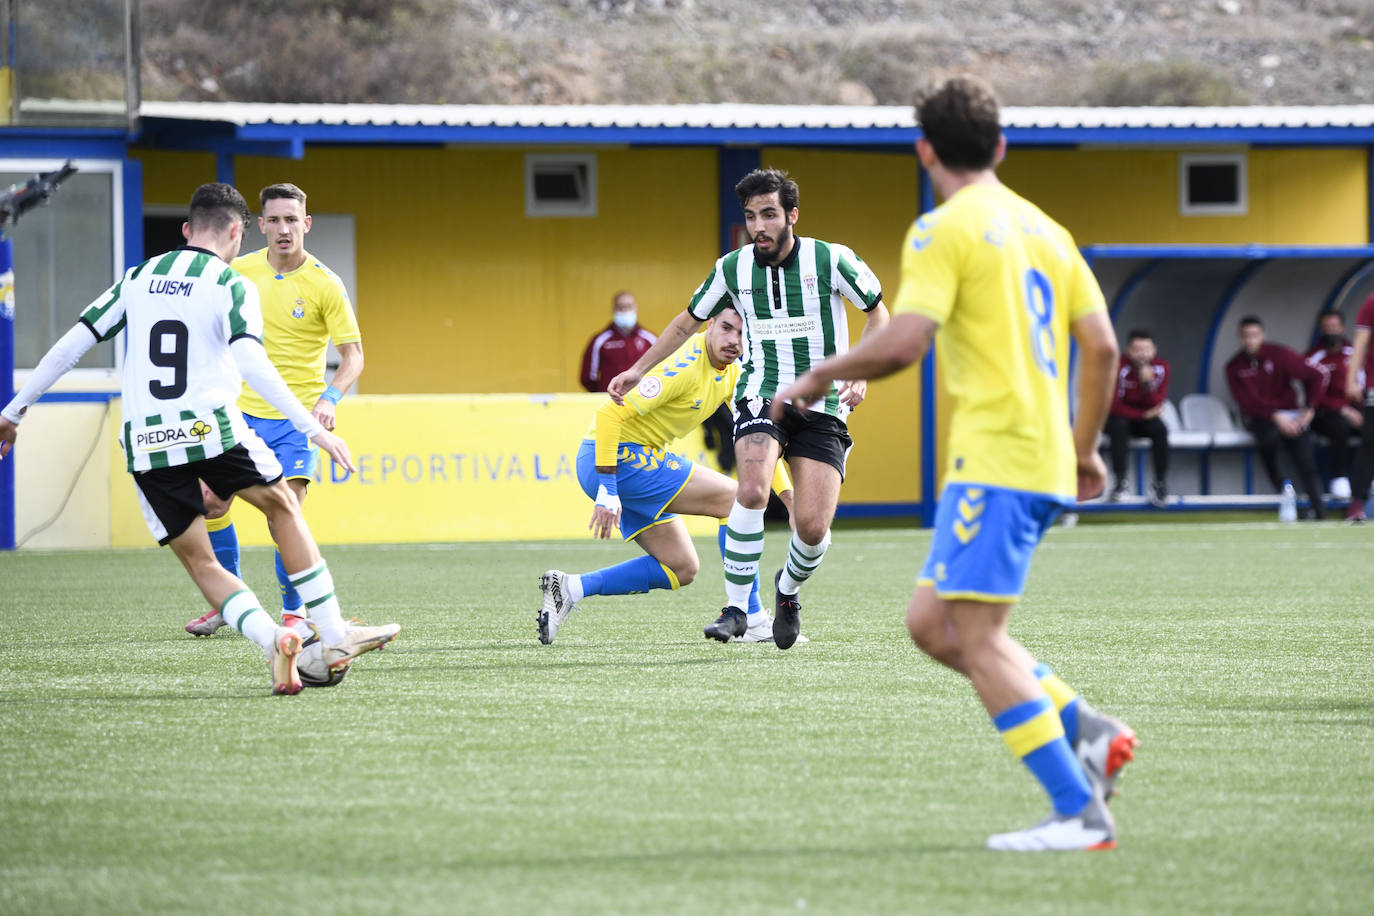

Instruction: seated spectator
[1106,328,1171,506]
[580,290,656,393]
[1225,315,1327,520]
[1304,310,1362,500]
[1344,292,1374,521]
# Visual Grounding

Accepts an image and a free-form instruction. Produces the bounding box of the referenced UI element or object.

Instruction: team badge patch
[637,376,662,399]
[803,273,817,296]
[747,396,765,418]
[292,298,306,319]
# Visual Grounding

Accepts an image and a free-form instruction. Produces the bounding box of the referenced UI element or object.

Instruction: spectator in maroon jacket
[1343,292,1374,520]
[1106,329,1171,506]
[1304,310,1361,501]
[579,291,657,392]
[1225,315,1327,519]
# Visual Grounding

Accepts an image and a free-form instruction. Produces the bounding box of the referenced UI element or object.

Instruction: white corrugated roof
[137,100,1374,131]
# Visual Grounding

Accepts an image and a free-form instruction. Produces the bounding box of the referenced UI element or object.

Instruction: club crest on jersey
[803,273,817,296]
[637,376,662,399]
[747,396,765,418]
[292,299,306,319]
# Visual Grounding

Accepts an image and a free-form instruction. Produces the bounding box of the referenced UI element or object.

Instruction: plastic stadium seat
[1180,393,1255,447]
[1161,399,1211,448]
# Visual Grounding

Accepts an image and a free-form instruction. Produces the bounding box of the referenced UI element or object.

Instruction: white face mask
[613,311,637,331]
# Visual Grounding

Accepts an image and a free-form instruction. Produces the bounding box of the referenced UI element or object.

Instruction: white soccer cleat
[736,615,810,644]
[185,609,226,637]
[1330,477,1353,500]
[538,570,578,644]
[986,793,1116,852]
[1075,712,1139,803]
[321,622,401,670]
[265,626,304,696]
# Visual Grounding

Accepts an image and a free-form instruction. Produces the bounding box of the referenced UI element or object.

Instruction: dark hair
[259,182,307,209]
[1319,310,1344,324]
[1127,328,1153,342]
[914,75,1002,172]
[188,183,250,233]
[735,168,799,212]
[1238,315,1264,330]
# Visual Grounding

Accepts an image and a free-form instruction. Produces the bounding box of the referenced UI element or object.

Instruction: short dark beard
[756,223,794,266]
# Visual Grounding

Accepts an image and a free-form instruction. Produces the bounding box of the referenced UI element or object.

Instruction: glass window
[3,159,122,371]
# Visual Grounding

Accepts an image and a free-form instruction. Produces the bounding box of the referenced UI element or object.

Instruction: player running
[539,305,795,644]
[773,77,1137,850]
[183,183,396,663]
[0,183,378,694]
[609,169,889,649]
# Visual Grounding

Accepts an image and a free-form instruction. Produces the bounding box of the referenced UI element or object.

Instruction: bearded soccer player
[1,183,369,694]
[184,183,396,659]
[609,169,889,649]
[539,305,796,644]
[774,76,1138,851]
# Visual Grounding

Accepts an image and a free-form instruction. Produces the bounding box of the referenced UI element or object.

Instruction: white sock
[222,588,276,651]
[288,560,348,643]
[723,502,766,611]
[568,574,586,602]
[778,528,831,596]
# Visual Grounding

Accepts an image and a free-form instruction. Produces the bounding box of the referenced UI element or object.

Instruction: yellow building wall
[1001,146,1369,245]
[760,148,924,505]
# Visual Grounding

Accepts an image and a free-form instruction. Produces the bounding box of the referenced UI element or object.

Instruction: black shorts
[132,442,282,545]
[734,397,854,480]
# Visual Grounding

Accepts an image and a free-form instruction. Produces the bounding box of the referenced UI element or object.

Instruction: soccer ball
[295,626,349,688]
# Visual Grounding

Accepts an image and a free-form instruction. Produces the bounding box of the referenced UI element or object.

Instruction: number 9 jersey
[891,183,1106,499]
[81,246,266,472]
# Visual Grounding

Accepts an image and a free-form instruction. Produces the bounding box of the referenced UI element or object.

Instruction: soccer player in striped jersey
[539,305,796,644]
[609,169,890,649]
[183,183,395,661]
[773,77,1138,850]
[0,183,375,694]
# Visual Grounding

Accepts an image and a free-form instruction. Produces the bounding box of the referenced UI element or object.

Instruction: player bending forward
[539,305,795,644]
[0,183,390,695]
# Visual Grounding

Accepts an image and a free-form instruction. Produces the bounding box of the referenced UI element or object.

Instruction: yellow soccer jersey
[587,332,738,465]
[233,248,361,419]
[892,182,1106,498]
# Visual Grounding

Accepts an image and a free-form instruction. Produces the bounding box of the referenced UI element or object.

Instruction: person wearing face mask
[1303,310,1361,502]
[579,291,657,392]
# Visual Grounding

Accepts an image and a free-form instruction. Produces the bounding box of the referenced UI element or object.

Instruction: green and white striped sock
[778,528,831,596]
[288,560,347,643]
[722,502,765,611]
[221,588,277,651]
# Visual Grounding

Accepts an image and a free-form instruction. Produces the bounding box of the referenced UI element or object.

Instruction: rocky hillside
[137,0,1374,107]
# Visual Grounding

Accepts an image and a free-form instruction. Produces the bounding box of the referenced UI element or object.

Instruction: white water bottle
[1278,480,1298,523]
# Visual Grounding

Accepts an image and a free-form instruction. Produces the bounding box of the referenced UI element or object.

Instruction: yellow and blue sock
[717,524,763,619]
[993,695,1092,816]
[577,555,674,598]
[205,514,240,578]
[275,550,304,617]
[1033,662,1082,744]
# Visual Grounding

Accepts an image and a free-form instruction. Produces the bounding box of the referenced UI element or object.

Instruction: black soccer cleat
[704,606,747,642]
[773,570,802,650]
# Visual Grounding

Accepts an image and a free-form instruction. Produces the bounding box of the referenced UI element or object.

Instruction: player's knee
[794,519,829,547]
[734,479,770,508]
[673,556,699,587]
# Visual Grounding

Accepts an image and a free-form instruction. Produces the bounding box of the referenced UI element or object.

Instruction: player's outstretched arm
[232,337,328,442]
[0,323,99,459]
[838,302,892,408]
[606,309,701,404]
[1070,309,1119,501]
[772,312,936,419]
[310,429,357,474]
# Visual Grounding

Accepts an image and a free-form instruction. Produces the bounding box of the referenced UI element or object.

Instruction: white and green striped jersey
[80,247,264,472]
[686,237,883,419]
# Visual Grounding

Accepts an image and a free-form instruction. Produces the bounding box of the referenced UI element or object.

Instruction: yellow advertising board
[110,394,725,547]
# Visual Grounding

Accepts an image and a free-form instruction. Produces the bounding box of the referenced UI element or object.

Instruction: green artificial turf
[1,521,1371,914]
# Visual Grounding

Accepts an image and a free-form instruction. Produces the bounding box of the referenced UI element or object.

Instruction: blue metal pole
[0,236,14,550]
